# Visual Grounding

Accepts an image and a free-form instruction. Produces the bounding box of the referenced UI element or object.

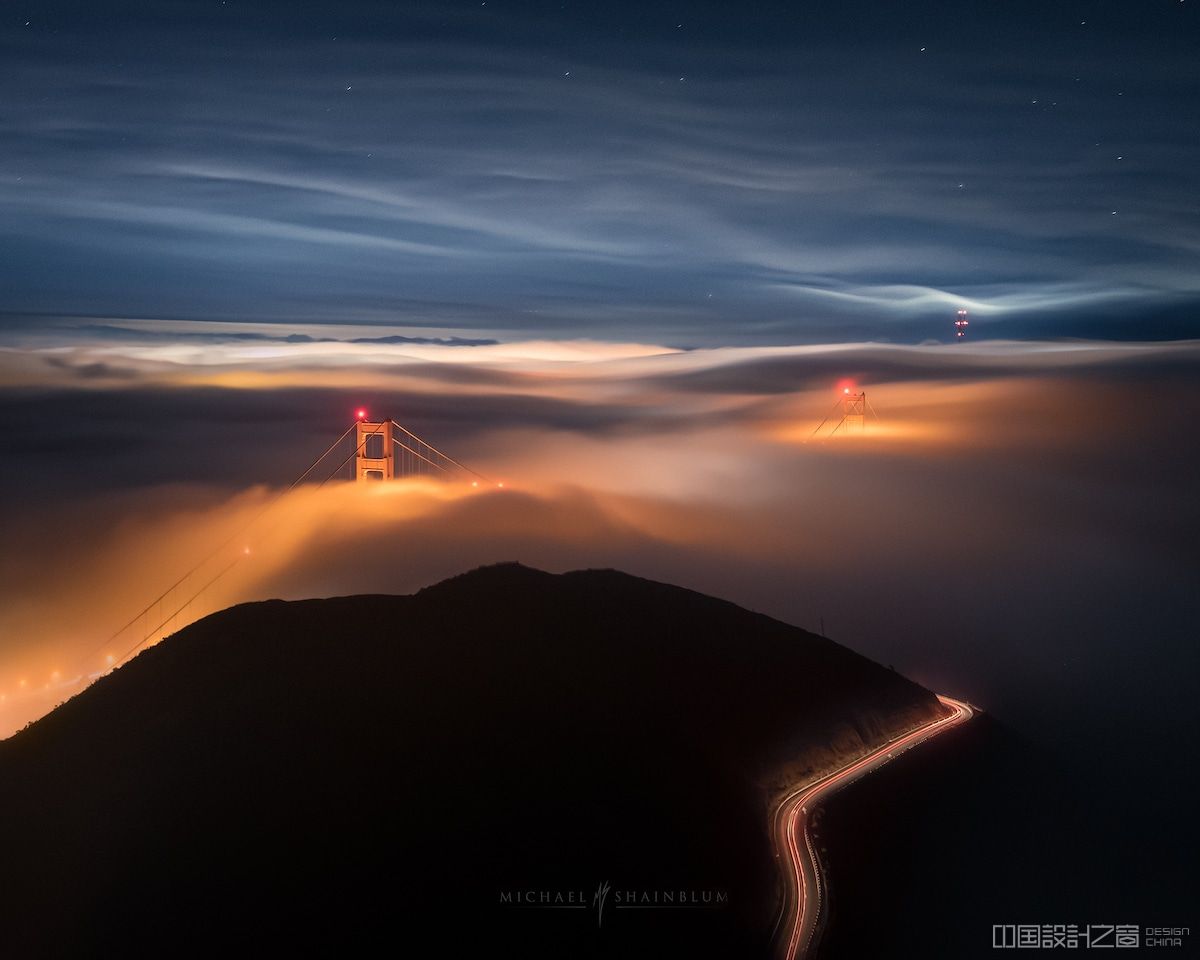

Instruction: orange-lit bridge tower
[809,387,876,439]
[355,418,394,481]
[842,390,866,434]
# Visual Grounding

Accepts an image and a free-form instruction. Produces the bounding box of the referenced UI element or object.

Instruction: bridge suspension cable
[96,416,493,669]
[392,435,450,474]
[90,422,360,662]
[807,391,878,441]
[112,556,242,667]
[807,398,844,441]
[88,422,362,669]
[390,419,496,485]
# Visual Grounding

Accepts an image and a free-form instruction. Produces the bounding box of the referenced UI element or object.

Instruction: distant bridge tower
[355,418,394,481]
[954,309,969,338]
[842,389,866,434]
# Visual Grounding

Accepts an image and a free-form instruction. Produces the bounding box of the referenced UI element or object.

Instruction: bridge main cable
[113,418,394,664]
[389,419,496,484]
[100,417,484,669]
[807,398,844,442]
[112,556,242,667]
[93,421,359,666]
[392,435,450,474]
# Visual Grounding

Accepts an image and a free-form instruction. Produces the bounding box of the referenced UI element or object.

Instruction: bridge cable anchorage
[389,420,496,485]
[93,421,368,670]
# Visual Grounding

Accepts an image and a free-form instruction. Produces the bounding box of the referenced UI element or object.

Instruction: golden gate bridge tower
[954,309,969,338]
[351,408,493,484]
[841,388,865,434]
[809,387,876,439]
[355,416,394,481]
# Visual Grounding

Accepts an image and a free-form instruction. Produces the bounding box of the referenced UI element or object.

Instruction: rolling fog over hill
[0,564,944,957]
[2,338,1196,766]
[3,1,1196,953]
[1,336,1194,952]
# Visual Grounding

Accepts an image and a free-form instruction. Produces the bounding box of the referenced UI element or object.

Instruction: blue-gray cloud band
[1,1,1197,343]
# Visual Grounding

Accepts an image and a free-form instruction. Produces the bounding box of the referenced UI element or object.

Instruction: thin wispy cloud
[1,3,1197,341]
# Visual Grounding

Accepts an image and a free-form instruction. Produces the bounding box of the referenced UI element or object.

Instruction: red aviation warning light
[954,309,969,338]
[356,408,368,420]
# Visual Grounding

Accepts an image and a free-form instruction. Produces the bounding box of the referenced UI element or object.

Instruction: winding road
[771,695,974,960]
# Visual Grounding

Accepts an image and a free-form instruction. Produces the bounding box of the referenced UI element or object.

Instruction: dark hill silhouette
[0,563,945,959]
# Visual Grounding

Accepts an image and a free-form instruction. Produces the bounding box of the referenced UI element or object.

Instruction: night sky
[1,2,1198,937]
[3,0,1198,344]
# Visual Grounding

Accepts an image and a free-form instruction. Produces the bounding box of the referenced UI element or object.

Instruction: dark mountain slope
[0,563,945,959]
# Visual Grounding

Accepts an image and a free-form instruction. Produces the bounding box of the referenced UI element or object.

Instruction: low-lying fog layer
[1,335,1196,789]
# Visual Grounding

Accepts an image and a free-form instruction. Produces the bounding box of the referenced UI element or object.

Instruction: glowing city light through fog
[1,339,1197,740]
[0,405,506,732]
